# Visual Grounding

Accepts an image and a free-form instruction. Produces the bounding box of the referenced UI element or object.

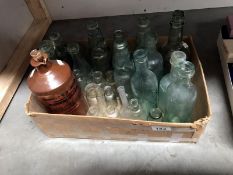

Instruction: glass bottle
[85,83,98,106]
[148,108,163,121]
[105,105,118,118]
[160,10,189,73]
[49,32,73,69]
[92,71,105,87]
[137,16,158,49]
[117,86,129,118]
[131,49,158,114]
[104,86,116,107]
[91,47,111,73]
[128,98,147,120]
[144,33,164,81]
[164,61,197,123]
[39,40,55,59]
[67,43,91,78]
[112,30,134,97]
[158,51,186,113]
[87,106,101,116]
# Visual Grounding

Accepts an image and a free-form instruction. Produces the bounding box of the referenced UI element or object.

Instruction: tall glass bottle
[112,30,134,97]
[137,16,158,49]
[131,49,158,114]
[87,21,111,72]
[164,61,197,123]
[158,51,186,113]
[144,33,164,80]
[39,40,55,59]
[160,10,189,73]
[49,32,73,69]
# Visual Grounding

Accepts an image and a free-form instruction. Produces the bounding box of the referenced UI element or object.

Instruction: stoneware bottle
[27,49,87,115]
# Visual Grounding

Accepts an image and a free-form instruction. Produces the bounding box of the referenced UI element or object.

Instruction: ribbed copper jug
[27,49,87,115]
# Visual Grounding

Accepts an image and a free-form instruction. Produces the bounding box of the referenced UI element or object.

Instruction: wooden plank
[0,19,51,120]
[25,0,52,22]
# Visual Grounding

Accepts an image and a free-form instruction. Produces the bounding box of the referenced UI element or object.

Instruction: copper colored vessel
[27,49,87,115]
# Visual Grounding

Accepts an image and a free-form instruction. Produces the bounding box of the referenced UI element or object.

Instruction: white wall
[45,0,233,20]
[0,0,33,72]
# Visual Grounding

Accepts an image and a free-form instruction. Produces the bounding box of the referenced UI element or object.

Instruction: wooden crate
[1,0,211,143]
[25,36,211,143]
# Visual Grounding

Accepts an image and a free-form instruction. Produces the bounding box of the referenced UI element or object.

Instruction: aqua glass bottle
[39,40,55,59]
[164,61,197,123]
[144,33,164,81]
[160,10,189,73]
[137,16,158,49]
[112,30,134,97]
[131,49,158,114]
[49,32,73,69]
[67,43,91,77]
[158,51,186,113]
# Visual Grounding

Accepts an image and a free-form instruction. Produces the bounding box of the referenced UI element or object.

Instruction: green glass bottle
[144,33,164,81]
[131,49,158,114]
[112,30,134,97]
[160,10,190,73]
[39,40,55,59]
[137,16,158,49]
[164,61,197,123]
[158,51,186,113]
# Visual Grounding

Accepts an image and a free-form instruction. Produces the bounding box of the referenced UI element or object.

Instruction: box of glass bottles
[25,36,211,143]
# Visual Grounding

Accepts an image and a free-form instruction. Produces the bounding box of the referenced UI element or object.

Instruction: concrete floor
[1,7,233,175]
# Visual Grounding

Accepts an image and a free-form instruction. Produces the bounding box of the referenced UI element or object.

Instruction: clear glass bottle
[105,105,118,118]
[67,43,91,77]
[85,83,98,106]
[158,51,186,113]
[104,86,116,107]
[137,16,158,49]
[113,30,134,97]
[128,98,147,120]
[144,33,164,81]
[39,40,55,59]
[49,32,73,69]
[131,49,158,114]
[164,61,197,123]
[87,106,101,116]
[160,10,189,73]
[117,86,129,118]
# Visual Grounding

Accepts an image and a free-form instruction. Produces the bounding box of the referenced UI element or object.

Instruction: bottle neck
[167,24,183,47]
[135,60,148,72]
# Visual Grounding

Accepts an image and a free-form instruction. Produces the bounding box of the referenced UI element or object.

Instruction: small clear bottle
[104,86,116,107]
[117,86,129,118]
[87,106,101,116]
[131,49,158,114]
[85,83,98,106]
[105,105,118,118]
[158,51,186,113]
[164,61,197,123]
[128,98,147,120]
[39,40,55,59]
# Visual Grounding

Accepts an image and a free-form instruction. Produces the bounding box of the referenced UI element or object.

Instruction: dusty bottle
[27,49,88,115]
[160,10,190,73]
[112,30,134,97]
[49,32,73,69]
[164,61,197,123]
[137,16,158,49]
[131,49,158,114]
[158,51,186,113]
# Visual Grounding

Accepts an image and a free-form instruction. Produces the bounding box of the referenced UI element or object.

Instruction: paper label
[151,126,172,132]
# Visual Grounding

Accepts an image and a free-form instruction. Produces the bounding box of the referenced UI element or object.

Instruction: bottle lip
[92,48,106,59]
[87,20,99,30]
[149,108,163,119]
[49,32,61,41]
[67,43,80,54]
[170,51,187,65]
[177,61,195,78]
[137,16,150,28]
[133,49,148,63]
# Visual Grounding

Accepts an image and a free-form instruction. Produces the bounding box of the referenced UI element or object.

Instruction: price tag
[151,126,172,132]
